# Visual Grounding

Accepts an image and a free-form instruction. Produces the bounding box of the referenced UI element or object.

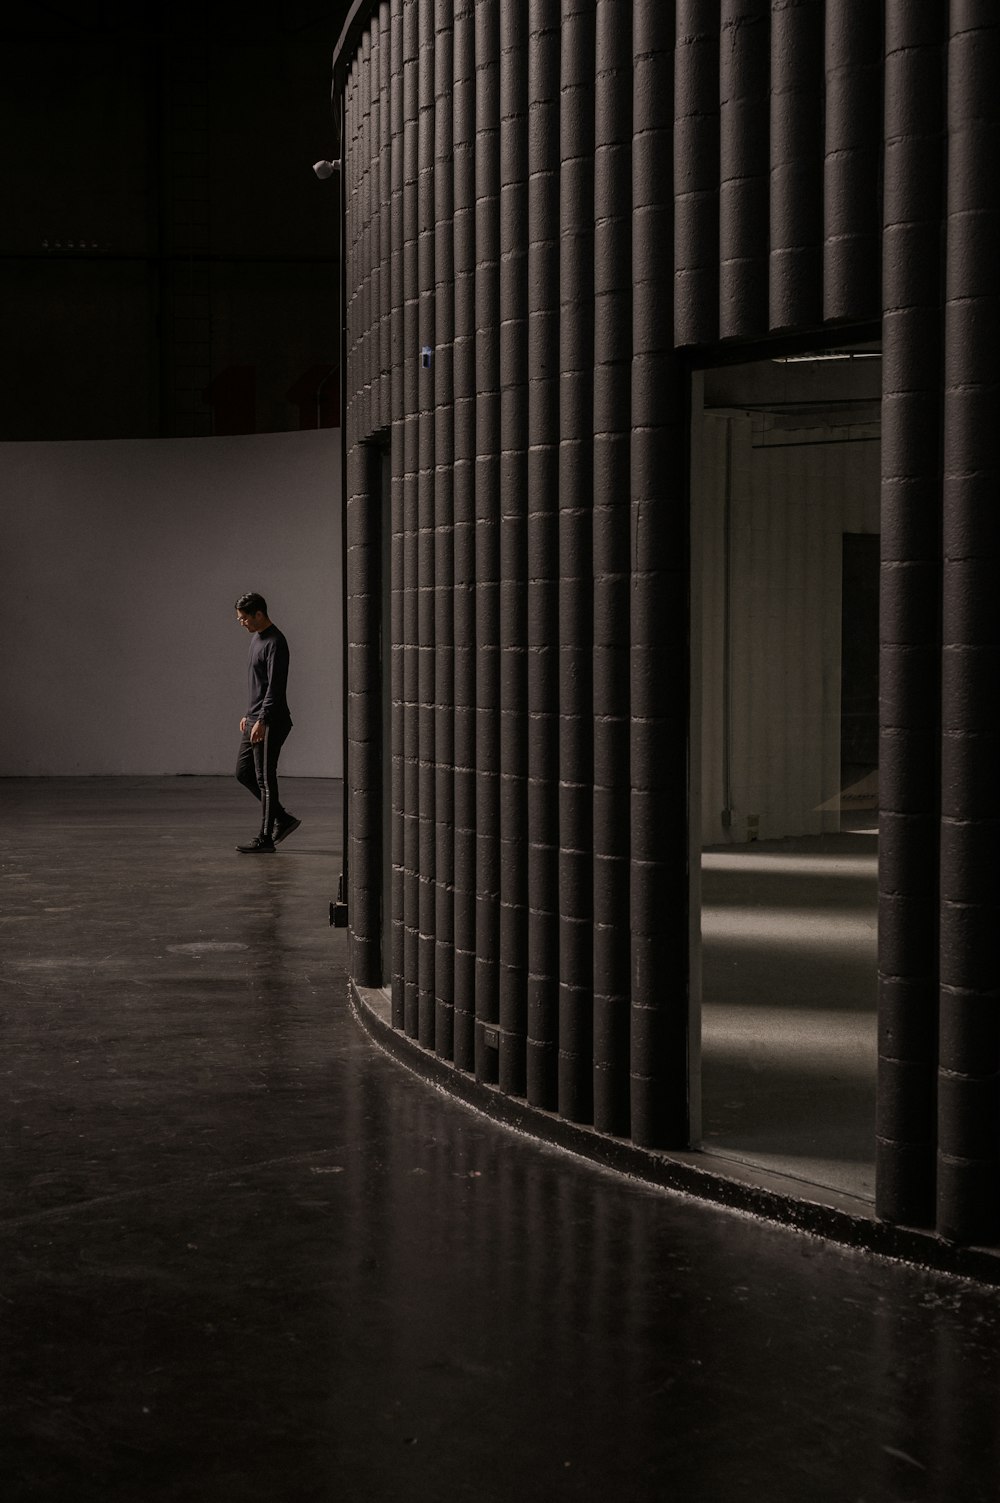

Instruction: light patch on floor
[700,832,878,1205]
[702,1004,876,1075]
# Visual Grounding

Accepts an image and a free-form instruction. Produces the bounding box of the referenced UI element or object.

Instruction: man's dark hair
[235,592,267,616]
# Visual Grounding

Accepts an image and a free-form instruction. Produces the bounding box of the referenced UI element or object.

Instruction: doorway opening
[690,346,880,1205]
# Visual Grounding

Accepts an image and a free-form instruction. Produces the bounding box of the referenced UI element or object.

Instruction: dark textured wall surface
[338,0,1000,1246]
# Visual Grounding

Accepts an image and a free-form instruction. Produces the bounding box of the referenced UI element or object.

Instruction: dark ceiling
[1,1,354,440]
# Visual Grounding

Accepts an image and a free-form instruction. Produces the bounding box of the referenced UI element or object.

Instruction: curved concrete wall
[334,1,1000,1247]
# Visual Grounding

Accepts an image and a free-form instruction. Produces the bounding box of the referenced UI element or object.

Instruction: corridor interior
[694,350,881,1207]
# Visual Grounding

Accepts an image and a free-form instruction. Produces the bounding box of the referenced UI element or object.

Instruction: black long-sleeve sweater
[247,625,292,726]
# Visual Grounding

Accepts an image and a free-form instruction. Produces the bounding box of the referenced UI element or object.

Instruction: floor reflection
[5,783,1000,1503]
[701,830,877,1201]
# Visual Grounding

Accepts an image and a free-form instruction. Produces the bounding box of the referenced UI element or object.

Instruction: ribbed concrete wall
[336,1,1000,1245]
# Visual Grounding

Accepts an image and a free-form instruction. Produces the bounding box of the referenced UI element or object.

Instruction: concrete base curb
[351,980,1000,1288]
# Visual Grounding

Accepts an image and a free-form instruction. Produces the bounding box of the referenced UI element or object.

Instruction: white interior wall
[699,411,879,845]
[2,431,342,777]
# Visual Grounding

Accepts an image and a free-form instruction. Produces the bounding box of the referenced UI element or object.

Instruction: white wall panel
[2,430,343,777]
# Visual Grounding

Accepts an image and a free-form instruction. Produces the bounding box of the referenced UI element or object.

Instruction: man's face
[237,610,265,633]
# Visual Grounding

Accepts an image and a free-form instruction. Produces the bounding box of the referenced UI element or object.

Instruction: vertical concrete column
[416,0,437,1048]
[674,0,720,347]
[769,0,823,331]
[631,0,690,1149]
[345,50,374,987]
[346,23,382,989]
[718,0,769,339]
[378,1,392,428]
[347,441,383,986]
[498,0,530,1098]
[389,0,406,1028]
[525,0,561,1110]
[345,68,358,445]
[823,0,883,324]
[558,0,596,1124]
[366,27,378,438]
[592,0,632,1137]
[474,0,502,1085]
[937,1,1000,1246]
[374,11,390,971]
[877,0,945,1229]
[368,17,382,436]
[451,0,478,1071]
[344,62,360,914]
[401,0,420,1037]
[358,32,371,443]
[433,0,456,1059]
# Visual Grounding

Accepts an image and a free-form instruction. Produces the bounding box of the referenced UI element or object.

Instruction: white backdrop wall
[2,431,342,777]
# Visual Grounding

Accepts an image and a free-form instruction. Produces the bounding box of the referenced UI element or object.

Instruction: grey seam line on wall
[350,980,1000,1291]
[752,435,880,449]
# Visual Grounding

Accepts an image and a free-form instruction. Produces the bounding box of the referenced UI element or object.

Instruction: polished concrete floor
[3,778,1000,1503]
[701,831,878,1203]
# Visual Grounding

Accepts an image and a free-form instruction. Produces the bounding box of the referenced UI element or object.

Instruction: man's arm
[251,636,289,740]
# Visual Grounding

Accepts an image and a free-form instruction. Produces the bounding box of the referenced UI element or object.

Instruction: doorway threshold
[695,1144,874,1212]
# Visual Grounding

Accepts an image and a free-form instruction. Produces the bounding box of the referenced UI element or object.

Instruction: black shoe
[236,835,276,854]
[273,814,302,845]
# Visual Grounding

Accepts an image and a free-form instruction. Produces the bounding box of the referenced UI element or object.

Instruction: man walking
[234,592,301,853]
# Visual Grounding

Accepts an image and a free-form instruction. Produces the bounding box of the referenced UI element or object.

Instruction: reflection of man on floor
[234,592,300,854]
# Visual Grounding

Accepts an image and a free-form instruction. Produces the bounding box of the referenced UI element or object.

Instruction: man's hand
[250,720,265,745]
[240,717,248,733]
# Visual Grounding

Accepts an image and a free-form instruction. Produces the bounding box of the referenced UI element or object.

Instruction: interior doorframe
[687,369,706,1149]
[684,322,881,1163]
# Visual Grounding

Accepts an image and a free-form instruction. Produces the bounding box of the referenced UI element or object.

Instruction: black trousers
[235,720,291,837]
